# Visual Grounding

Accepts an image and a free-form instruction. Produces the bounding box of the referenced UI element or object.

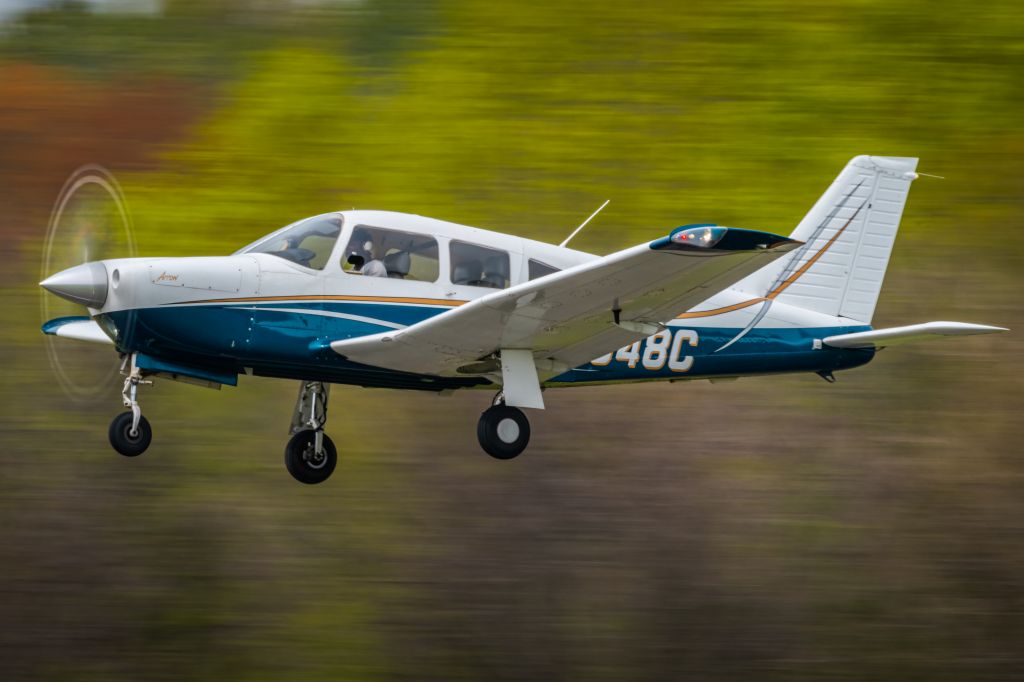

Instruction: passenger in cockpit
[362,258,387,277]
[349,229,387,277]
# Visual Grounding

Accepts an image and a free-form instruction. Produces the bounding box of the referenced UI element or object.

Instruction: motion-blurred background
[2,1,1022,679]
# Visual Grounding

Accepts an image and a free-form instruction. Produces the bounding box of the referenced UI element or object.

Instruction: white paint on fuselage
[92,209,851,333]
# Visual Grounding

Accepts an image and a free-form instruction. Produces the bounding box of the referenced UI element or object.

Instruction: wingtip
[938,322,1009,334]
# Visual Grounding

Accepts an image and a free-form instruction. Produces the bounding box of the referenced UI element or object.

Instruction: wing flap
[823,321,1007,349]
[332,226,800,376]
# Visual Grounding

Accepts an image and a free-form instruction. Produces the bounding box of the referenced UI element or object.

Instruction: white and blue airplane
[40,156,1005,484]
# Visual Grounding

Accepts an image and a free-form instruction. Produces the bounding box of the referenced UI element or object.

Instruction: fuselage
[60,210,875,390]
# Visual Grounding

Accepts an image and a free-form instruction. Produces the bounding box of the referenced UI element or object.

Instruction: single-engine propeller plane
[40,156,1006,483]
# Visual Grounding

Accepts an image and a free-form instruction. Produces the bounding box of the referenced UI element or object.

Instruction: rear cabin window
[450,241,510,289]
[341,225,439,282]
[528,259,560,280]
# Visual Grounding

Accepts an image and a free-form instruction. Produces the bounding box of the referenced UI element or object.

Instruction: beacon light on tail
[40,156,1007,484]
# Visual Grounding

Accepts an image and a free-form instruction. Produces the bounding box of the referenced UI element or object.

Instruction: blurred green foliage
[1,1,1023,680]
[9,0,1018,257]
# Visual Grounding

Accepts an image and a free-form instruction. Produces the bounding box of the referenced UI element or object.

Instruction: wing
[331,225,800,378]
[42,316,114,345]
[823,321,1007,349]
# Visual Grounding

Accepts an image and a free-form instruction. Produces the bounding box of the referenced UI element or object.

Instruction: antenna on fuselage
[559,199,610,248]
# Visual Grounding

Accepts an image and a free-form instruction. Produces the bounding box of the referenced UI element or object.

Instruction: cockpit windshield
[236,213,342,270]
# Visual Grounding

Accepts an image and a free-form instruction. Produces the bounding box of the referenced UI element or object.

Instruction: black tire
[108,411,152,457]
[284,430,337,484]
[477,405,530,460]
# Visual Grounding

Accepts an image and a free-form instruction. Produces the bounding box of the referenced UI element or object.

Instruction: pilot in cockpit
[348,229,388,277]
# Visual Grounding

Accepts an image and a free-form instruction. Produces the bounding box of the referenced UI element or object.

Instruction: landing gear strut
[285,381,337,484]
[477,392,531,460]
[109,354,153,457]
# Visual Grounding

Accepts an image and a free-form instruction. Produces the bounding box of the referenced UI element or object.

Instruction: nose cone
[40,261,108,308]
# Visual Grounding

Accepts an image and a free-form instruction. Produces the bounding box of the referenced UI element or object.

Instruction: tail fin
[737,155,919,323]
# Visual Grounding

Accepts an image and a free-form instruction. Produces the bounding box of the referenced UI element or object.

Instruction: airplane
[39,155,1006,484]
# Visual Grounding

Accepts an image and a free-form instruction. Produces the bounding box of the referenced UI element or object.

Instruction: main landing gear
[102,357,528,478]
[109,355,153,457]
[285,381,337,485]
[477,392,531,460]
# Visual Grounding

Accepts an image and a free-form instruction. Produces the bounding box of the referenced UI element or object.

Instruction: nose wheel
[477,404,531,460]
[109,411,152,457]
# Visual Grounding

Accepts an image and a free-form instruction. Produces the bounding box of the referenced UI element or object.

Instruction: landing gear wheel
[108,411,152,457]
[477,405,530,460]
[284,430,337,484]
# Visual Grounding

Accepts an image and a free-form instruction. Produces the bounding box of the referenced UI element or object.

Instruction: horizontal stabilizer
[41,316,113,345]
[823,321,1007,349]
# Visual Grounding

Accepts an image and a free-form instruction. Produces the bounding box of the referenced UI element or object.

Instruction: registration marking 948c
[590,328,699,372]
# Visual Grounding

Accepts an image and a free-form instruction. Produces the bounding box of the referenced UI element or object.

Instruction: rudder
[736,155,919,324]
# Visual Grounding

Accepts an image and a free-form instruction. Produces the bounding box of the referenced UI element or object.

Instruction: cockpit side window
[528,259,560,280]
[236,213,342,270]
[341,225,439,282]
[450,241,510,289]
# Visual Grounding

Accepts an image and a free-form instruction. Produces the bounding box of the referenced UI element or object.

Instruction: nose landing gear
[109,354,153,457]
[285,381,337,484]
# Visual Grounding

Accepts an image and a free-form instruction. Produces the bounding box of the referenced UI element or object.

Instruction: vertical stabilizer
[735,155,918,323]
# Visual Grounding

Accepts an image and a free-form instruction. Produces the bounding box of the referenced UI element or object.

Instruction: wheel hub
[496,417,520,443]
[303,442,327,469]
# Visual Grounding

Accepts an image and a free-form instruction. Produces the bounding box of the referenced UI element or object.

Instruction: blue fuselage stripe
[101,303,874,389]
